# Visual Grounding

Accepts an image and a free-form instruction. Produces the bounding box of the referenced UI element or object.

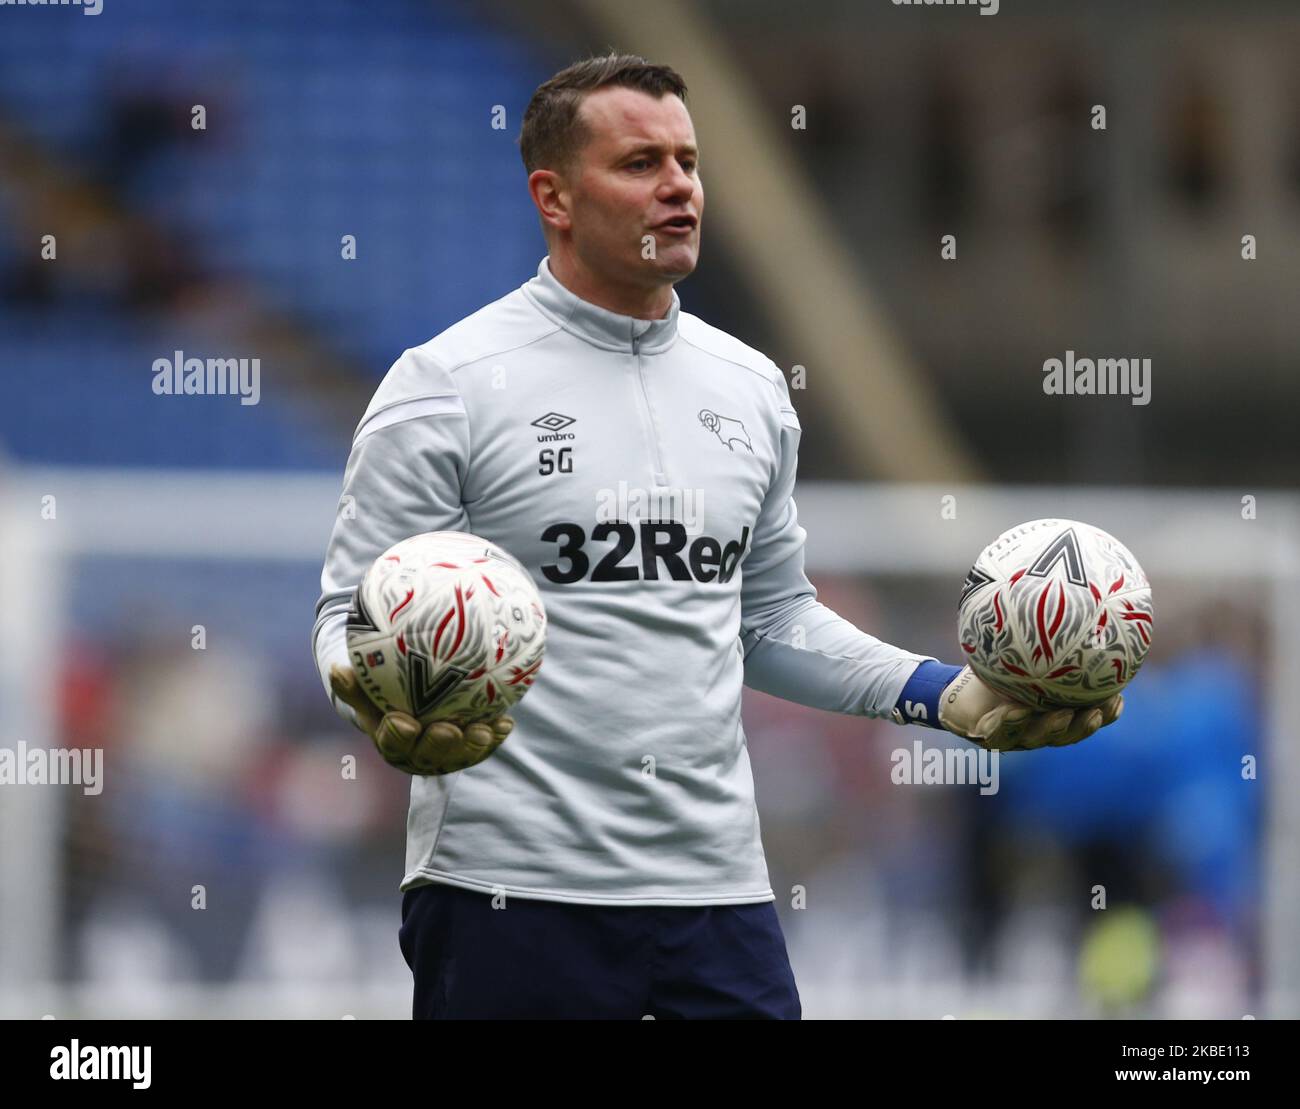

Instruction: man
[311,53,1122,1020]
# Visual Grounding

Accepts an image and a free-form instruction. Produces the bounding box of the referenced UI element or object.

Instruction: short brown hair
[518,51,688,177]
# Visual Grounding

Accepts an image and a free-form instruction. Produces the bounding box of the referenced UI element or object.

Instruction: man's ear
[529,169,572,234]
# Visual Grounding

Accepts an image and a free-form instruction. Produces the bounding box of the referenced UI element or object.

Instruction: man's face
[560,86,703,287]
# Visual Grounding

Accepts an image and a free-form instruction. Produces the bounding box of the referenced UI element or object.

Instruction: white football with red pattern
[957,519,1153,709]
[346,531,546,727]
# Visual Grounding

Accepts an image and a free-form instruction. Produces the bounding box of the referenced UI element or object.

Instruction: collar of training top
[522,256,681,354]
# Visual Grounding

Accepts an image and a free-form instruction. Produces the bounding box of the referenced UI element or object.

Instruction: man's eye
[626,157,696,173]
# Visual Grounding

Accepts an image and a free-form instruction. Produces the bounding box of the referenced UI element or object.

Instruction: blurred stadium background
[0,0,1296,1018]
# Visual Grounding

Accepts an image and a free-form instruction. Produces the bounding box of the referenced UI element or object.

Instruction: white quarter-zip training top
[312,256,936,906]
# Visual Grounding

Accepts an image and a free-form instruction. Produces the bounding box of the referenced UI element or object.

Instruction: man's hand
[937,665,1123,752]
[329,663,514,775]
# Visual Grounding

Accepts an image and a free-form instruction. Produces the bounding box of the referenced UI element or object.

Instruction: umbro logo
[532,412,575,432]
[533,411,577,443]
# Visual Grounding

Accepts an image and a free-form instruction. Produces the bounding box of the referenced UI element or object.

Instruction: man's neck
[548,252,674,320]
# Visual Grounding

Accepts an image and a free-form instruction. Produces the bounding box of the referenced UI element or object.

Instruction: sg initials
[539,447,573,476]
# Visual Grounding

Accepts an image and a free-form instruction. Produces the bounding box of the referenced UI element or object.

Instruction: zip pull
[632,334,640,356]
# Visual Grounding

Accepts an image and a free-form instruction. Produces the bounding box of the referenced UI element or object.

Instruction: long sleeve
[739,370,934,718]
[310,347,471,727]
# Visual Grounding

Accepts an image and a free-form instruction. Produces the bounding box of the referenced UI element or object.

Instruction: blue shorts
[398,882,802,1020]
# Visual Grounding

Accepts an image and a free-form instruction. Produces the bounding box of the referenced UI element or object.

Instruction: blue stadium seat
[0,0,552,467]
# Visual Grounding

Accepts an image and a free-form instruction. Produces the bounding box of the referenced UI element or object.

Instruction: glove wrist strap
[891,660,963,728]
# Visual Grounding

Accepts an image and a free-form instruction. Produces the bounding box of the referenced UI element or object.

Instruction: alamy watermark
[0,0,103,13]
[0,741,103,795]
[891,739,999,796]
[1042,350,1151,406]
[152,351,261,406]
[891,0,999,15]
[50,1040,150,1089]
[595,481,705,535]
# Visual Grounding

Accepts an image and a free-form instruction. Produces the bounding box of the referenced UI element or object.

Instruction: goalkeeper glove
[329,663,514,775]
[894,661,1124,752]
[938,665,1123,751]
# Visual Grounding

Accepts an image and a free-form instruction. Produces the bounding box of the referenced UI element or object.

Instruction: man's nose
[658,162,696,197]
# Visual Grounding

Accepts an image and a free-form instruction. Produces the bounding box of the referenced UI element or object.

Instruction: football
[956,518,1153,709]
[345,531,547,727]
